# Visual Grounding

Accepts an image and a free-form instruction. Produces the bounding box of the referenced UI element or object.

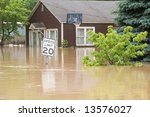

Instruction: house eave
[28,1,41,21]
[28,1,62,24]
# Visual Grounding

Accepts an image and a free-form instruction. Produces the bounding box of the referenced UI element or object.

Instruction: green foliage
[61,39,69,48]
[82,26,148,66]
[115,0,150,31]
[114,0,150,62]
[23,0,37,11]
[143,44,150,62]
[0,0,30,44]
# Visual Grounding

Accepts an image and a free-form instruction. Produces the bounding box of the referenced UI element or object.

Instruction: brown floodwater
[0,46,150,100]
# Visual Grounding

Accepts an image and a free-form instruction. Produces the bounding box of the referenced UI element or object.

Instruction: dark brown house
[26,0,117,47]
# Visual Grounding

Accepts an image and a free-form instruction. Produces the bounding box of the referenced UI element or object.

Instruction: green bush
[82,26,148,66]
[61,39,69,48]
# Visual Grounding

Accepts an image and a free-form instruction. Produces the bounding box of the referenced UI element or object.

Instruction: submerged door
[29,31,42,47]
[29,31,37,47]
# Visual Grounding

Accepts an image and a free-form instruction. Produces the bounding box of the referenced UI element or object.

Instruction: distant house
[0,22,26,45]
[26,0,117,47]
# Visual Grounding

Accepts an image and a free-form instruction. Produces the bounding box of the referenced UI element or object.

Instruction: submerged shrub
[82,26,148,66]
[61,39,69,48]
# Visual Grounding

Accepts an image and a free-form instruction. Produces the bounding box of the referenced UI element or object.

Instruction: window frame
[44,29,58,40]
[76,27,95,46]
[44,29,58,47]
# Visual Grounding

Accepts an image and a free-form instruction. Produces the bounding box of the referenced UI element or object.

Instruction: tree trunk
[0,21,4,46]
[0,29,5,46]
[0,46,4,60]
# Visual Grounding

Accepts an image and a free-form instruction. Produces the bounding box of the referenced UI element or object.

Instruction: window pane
[33,32,37,46]
[86,28,94,44]
[77,37,84,45]
[77,28,85,45]
[46,30,50,38]
[86,37,93,44]
[77,29,84,37]
[50,31,55,40]
[86,28,93,37]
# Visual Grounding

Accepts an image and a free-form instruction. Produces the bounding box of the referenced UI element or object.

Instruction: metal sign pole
[45,55,49,65]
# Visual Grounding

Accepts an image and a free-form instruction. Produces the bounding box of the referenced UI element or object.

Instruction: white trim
[79,22,114,24]
[41,4,44,12]
[29,24,46,30]
[61,23,64,44]
[76,27,95,46]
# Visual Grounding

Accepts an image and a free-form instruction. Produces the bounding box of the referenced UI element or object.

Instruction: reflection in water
[86,66,150,99]
[0,46,150,99]
[42,69,55,93]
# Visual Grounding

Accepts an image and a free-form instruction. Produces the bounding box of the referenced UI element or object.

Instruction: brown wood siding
[26,25,29,46]
[63,24,76,47]
[26,3,61,46]
[63,23,114,47]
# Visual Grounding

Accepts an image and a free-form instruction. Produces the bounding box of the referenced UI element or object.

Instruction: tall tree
[0,0,30,45]
[115,0,150,62]
[23,0,37,11]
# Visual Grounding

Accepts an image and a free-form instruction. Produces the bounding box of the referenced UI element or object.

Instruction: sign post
[42,38,55,64]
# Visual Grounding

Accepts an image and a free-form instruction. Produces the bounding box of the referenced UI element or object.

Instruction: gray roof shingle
[40,0,118,23]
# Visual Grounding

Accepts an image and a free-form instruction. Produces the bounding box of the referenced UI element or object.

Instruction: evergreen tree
[115,0,150,62]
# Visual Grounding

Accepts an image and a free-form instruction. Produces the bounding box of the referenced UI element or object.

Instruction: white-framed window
[45,29,58,40]
[76,27,95,46]
[44,29,58,48]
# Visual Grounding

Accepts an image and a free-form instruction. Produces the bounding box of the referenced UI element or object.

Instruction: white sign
[42,38,55,56]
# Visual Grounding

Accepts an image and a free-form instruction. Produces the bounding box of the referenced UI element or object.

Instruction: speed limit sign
[42,38,55,56]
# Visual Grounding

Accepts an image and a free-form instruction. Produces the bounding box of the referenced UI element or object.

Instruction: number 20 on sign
[42,38,55,56]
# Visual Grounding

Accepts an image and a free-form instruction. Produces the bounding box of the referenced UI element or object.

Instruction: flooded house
[26,0,117,47]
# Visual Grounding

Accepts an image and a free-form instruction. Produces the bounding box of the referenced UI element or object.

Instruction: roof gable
[29,23,46,30]
[38,0,118,23]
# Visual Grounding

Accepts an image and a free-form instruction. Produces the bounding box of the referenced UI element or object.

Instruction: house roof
[37,0,118,23]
